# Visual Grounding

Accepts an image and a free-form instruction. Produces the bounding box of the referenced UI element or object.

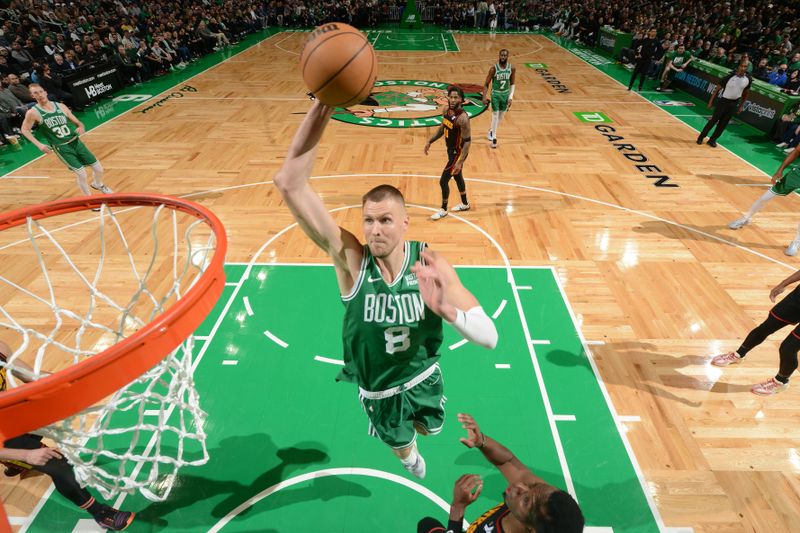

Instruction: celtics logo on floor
[331,80,487,128]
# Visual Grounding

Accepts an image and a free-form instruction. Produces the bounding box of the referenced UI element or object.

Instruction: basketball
[300,22,378,108]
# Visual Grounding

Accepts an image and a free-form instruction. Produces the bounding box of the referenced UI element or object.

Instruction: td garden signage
[331,80,487,128]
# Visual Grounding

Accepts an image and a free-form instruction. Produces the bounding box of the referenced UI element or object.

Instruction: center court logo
[331,80,487,128]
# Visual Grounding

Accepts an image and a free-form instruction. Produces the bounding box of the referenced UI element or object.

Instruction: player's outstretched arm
[411,249,498,349]
[274,102,362,283]
[457,413,542,486]
[508,67,516,109]
[20,109,51,153]
[482,66,495,103]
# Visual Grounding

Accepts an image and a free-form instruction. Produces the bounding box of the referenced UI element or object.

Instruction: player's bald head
[362,184,406,209]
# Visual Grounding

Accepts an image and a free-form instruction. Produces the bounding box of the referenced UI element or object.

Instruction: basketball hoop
[0,194,226,518]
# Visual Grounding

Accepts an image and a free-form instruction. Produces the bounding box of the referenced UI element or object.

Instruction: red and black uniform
[443,106,465,173]
[0,353,101,514]
[438,106,469,211]
[734,285,800,382]
[418,503,510,533]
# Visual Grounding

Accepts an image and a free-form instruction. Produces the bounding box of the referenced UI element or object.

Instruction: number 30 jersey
[338,241,443,392]
[34,102,78,146]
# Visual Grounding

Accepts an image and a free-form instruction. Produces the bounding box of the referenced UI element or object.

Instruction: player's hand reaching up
[411,250,456,321]
[451,474,483,508]
[457,413,485,449]
[25,447,62,465]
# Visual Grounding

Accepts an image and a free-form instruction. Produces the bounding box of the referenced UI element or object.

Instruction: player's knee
[413,421,430,435]
[779,335,800,366]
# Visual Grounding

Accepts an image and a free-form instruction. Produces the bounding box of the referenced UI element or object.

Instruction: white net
[0,200,219,501]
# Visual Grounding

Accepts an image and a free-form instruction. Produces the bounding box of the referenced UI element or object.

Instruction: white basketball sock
[400,445,419,465]
[74,167,90,195]
[491,111,500,138]
[745,189,778,219]
[90,162,105,187]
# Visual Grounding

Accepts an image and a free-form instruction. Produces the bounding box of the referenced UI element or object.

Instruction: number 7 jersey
[338,241,444,392]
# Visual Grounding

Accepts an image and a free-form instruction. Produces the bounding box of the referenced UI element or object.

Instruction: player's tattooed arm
[424,117,446,155]
[456,113,471,165]
[482,66,496,104]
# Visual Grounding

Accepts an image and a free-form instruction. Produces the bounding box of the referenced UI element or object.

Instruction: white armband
[509,84,515,99]
[448,306,498,349]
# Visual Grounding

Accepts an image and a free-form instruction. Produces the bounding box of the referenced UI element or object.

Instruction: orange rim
[0,194,227,442]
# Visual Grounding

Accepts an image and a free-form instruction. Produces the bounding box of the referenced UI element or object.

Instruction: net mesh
[0,201,217,501]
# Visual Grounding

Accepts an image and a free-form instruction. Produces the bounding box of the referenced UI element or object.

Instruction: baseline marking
[554,415,577,422]
[208,467,469,532]
[263,329,289,348]
[491,299,507,319]
[449,338,468,350]
[314,355,345,366]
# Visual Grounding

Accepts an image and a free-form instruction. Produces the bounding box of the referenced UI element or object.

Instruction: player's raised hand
[411,250,454,320]
[457,413,485,448]
[451,474,483,508]
[25,447,62,465]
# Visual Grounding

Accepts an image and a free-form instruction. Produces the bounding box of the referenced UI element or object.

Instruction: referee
[627,28,660,92]
[697,61,752,147]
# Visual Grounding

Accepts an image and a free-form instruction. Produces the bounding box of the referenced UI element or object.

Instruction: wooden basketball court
[2,29,800,532]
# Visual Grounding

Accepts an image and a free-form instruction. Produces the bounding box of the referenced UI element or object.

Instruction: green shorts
[53,138,97,171]
[359,364,445,449]
[491,91,510,112]
[771,166,800,196]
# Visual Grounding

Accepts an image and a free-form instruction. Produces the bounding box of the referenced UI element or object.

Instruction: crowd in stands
[0,0,268,146]
[545,0,800,147]
[1,0,800,148]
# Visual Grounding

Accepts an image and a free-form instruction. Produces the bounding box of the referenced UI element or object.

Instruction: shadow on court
[135,433,371,530]
[632,220,787,252]
[545,345,709,406]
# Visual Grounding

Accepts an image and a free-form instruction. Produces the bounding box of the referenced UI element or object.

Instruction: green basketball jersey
[667,50,692,67]
[338,241,443,392]
[492,63,512,94]
[34,102,77,146]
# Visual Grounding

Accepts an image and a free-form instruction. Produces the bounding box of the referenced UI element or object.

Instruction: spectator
[753,57,771,82]
[10,41,34,73]
[114,44,143,85]
[6,73,34,105]
[769,63,789,87]
[783,69,800,95]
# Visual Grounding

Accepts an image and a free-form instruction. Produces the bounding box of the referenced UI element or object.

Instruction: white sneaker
[487,130,493,141]
[786,240,800,256]
[727,216,750,230]
[751,377,788,396]
[785,147,795,153]
[451,203,471,212]
[777,142,788,148]
[91,183,114,194]
[430,209,448,221]
[402,451,426,479]
[711,352,741,367]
